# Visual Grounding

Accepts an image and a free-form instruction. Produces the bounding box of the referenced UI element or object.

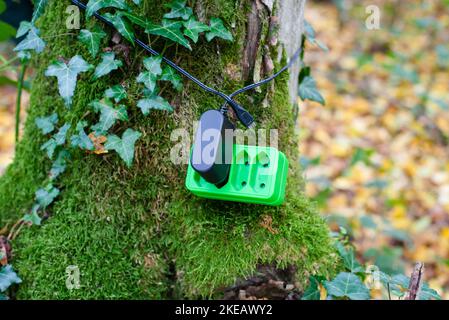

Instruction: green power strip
[186,144,289,206]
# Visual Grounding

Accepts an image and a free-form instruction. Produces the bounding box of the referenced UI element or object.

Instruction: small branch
[405,262,424,300]
[7,219,24,241]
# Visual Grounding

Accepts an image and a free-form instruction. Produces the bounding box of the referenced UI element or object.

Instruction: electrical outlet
[186,144,289,206]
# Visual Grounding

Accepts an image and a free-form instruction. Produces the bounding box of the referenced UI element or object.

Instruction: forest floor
[0,0,448,299]
[301,0,449,298]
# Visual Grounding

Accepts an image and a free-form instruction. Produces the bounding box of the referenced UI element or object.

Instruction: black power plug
[190,110,235,186]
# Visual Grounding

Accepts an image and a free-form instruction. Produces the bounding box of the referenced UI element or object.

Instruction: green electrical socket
[186,144,289,206]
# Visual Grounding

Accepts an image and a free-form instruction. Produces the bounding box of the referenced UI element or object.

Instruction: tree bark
[0,0,337,299]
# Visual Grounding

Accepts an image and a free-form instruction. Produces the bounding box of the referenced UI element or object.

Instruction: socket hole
[242,181,247,187]
[260,183,266,189]
[263,163,269,168]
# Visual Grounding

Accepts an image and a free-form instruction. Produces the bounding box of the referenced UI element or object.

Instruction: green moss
[0,0,337,299]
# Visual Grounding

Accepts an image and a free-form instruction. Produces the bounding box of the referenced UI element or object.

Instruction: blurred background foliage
[0,0,448,299]
[301,0,449,298]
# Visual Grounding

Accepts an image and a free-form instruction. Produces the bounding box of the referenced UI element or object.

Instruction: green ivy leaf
[16,21,32,38]
[206,18,233,42]
[137,71,158,93]
[70,121,94,151]
[304,20,328,52]
[90,99,128,135]
[137,95,173,115]
[45,56,93,106]
[301,276,321,300]
[143,56,163,75]
[105,128,142,167]
[145,19,192,50]
[120,11,147,28]
[54,123,71,145]
[0,265,22,292]
[35,113,58,135]
[93,52,123,80]
[41,139,58,159]
[86,0,128,18]
[17,51,31,63]
[324,272,370,300]
[298,76,325,105]
[336,242,364,273]
[183,17,209,43]
[23,204,42,226]
[13,26,46,53]
[160,65,182,91]
[31,0,49,23]
[40,123,70,159]
[105,85,127,102]
[35,184,60,208]
[163,0,193,21]
[78,26,107,58]
[104,12,135,44]
[50,150,71,180]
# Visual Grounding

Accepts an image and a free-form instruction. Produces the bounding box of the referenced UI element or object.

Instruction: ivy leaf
[41,139,58,159]
[45,56,93,106]
[121,11,147,28]
[50,150,71,180]
[324,272,370,300]
[70,121,94,151]
[105,85,127,102]
[105,128,142,167]
[31,0,49,24]
[301,276,321,300]
[143,56,163,75]
[137,95,173,115]
[160,65,182,91]
[104,12,135,44]
[304,20,328,52]
[35,113,58,135]
[23,204,42,226]
[183,17,209,43]
[137,71,158,93]
[35,184,60,208]
[54,123,71,145]
[206,18,233,42]
[93,52,123,80]
[86,0,128,18]
[132,0,141,5]
[420,283,442,300]
[16,21,32,38]
[163,0,193,21]
[298,76,325,105]
[40,123,70,159]
[17,51,31,63]
[78,26,107,58]
[336,242,364,273]
[145,19,192,50]
[90,99,128,135]
[0,265,22,292]
[13,27,46,53]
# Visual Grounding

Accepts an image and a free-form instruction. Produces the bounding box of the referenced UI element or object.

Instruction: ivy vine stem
[15,62,27,143]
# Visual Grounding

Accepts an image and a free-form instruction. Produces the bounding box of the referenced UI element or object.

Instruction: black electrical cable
[70,0,301,128]
[220,46,302,114]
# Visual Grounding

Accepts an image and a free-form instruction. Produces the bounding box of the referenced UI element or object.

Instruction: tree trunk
[0,0,337,299]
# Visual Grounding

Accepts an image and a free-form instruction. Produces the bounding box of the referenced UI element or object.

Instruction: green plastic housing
[186,144,289,206]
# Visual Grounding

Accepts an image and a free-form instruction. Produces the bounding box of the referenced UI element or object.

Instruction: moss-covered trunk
[0,0,337,299]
